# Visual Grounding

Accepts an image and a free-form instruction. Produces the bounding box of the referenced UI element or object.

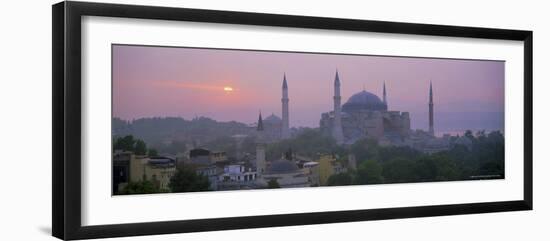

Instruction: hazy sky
[113,45,504,132]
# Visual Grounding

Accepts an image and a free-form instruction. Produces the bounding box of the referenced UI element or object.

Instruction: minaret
[428,81,434,136]
[333,70,345,144]
[257,111,264,131]
[256,111,266,174]
[281,74,290,139]
[383,81,388,108]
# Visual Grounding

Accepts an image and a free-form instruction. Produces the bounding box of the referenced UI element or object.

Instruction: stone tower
[332,70,345,145]
[256,112,266,174]
[428,81,434,136]
[281,74,290,139]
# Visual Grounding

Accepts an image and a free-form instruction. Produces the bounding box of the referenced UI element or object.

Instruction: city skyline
[113,45,504,132]
[112,44,506,195]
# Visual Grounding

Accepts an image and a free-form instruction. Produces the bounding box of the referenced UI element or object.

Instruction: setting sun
[223,86,234,92]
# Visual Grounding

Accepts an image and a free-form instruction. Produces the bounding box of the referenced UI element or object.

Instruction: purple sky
[113,45,504,132]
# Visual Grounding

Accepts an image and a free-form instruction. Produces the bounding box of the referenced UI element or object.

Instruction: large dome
[342,90,387,112]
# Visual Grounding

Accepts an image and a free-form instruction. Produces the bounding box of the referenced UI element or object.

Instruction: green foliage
[350,138,380,162]
[324,130,504,186]
[379,156,455,183]
[169,167,211,193]
[113,135,150,156]
[148,148,159,157]
[381,157,419,183]
[134,139,147,155]
[327,172,353,186]
[430,153,462,181]
[354,159,384,184]
[267,179,281,188]
[113,135,137,152]
[475,131,505,176]
[377,146,422,163]
[266,128,344,161]
[118,180,159,195]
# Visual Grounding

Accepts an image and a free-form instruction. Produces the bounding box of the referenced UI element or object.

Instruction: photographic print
[53,3,532,239]
[111,44,505,195]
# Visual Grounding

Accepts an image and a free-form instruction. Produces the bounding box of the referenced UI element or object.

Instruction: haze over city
[112,44,506,195]
[113,45,504,133]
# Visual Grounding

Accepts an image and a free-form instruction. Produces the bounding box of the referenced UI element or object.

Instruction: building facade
[317,154,348,186]
[113,151,177,193]
[217,163,259,190]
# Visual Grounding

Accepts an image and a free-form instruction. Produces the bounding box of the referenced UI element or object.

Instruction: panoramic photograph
[111,44,505,195]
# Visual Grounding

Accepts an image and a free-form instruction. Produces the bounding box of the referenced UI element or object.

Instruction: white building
[217,163,258,190]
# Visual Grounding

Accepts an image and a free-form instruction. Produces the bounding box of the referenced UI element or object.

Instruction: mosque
[320,70,427,145]
[255,70,435,145]
[251,71,441,187]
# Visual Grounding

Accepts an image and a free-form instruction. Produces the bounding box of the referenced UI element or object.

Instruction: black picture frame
[52,1,533,240]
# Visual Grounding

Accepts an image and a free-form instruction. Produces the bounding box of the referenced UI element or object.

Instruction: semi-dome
[265,159,299,174]
[342,90,387,112]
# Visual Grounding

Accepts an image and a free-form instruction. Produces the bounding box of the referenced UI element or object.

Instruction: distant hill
[112,117,254,151]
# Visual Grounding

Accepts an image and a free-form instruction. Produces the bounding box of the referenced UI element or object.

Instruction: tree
[479,161,504,177]
[169,167,211,192]
[378,146,421,163]
[113,135,136,152]
[381,158,417,183]
[350,138,380,163]
[327,172,353,186]
[265,128,340,161]
[148,148,158,157]
[113,135,153,156]
[118,180,158,195]
[267,179,280,188]
[354,159,383,184]
[431,154,461,181]
[134,139,147,155]
[413,157,438,182]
